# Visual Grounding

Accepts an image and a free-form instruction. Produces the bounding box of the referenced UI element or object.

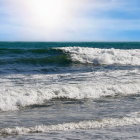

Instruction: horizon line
[0,41,140,43]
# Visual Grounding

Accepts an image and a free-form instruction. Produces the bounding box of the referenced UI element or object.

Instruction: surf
[60,47,140,66]
[1,113,140,136]
[0,47,140,67]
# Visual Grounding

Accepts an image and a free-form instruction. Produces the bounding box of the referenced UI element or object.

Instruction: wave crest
[1,81,140,111]
[60,47,140,65]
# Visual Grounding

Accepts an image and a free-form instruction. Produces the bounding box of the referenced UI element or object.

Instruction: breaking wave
[0,47,140,111]
[0,47,140,66]
[60,47,140,65]
[0,81,140,111]
[1,114,140,136]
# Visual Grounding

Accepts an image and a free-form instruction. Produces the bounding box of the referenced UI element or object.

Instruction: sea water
[0,42,140,139]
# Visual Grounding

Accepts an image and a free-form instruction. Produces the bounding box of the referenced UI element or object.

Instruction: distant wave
[1,113,140,136]
[0,47,140,66]
[60,47,140,66]
[0,48,63,54]
[0,48,71,65]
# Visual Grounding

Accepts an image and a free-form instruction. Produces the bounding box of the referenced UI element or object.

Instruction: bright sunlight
[24,0,69,29]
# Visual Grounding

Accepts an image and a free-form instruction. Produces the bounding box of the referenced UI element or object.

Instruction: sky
[0,0,140,41]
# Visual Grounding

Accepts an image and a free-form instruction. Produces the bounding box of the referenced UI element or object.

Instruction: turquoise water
[0,42,140,49]
[0,42,140,139]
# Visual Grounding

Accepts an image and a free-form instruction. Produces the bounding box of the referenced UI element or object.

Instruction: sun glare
[24,0,68,29]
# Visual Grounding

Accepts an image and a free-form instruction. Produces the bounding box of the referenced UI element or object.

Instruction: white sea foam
[60,47,140,65]
[1,115,140,136]
[0,47,140,111]
[0,65,140,111]
[0,76,140,111]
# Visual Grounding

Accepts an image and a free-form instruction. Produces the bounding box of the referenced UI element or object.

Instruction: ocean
[0,42,140,140]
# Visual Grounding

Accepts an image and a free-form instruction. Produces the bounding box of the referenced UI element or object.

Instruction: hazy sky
[0,0,140,41]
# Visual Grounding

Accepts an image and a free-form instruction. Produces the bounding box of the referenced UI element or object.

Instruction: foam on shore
[1,114,140,136]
